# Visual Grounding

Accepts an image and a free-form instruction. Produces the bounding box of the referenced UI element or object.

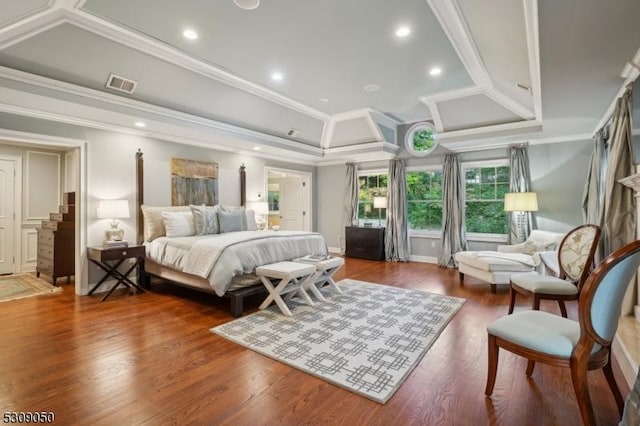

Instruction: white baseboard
[328,246,341,254]
[409,255,438,264]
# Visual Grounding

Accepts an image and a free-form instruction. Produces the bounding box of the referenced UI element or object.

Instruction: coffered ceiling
[0,0,638,164]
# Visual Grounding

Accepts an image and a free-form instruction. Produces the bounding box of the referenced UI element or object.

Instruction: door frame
[0,154,22,275]
[264,167,313,232]
[0,129,87,296]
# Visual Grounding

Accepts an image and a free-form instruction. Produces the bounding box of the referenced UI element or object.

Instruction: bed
[134,150,328,316]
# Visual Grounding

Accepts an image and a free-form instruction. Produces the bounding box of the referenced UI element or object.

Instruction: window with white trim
[464,163,510,235]
[406,169,443,231]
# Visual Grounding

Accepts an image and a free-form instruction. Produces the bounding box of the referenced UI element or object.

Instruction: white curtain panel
[438,154,467,267]
[342,163,359,255]
[581,128,608,263]
[508,146,534,244]
[385,159,409,261]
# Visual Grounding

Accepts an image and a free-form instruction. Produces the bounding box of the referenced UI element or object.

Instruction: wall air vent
[106,73,137,94]
[287,128,300,138]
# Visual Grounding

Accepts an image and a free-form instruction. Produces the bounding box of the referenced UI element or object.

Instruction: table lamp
[504,192,538,240]
[247,200,269,230]
[373,196,387,227]
[97,199,130,241]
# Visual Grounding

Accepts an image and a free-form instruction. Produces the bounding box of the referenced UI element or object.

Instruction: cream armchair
[455,230,566,293]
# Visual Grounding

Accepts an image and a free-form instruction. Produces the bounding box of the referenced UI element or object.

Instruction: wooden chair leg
[459,272,464,282]
[490,284,496,294]
[532,295,541,311]
[558,300,568,318]
[603,355,624,416]
[571,357,596,426]
[526,360,535,376]
[508,286,517,314]
[485,334,499,396]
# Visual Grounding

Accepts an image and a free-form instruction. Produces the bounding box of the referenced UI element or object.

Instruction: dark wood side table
[87,245,146,301]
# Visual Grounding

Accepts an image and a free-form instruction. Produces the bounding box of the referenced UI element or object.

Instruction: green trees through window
[406,171,442,230]
[464,166,509,234]
[356,164,509,235]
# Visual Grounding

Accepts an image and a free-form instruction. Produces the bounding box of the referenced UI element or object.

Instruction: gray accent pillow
[218,205,248,230]
[190,205,219,235]
[218,209,245,233]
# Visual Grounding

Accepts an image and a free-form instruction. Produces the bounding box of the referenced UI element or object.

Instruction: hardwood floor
[0,259,627,425]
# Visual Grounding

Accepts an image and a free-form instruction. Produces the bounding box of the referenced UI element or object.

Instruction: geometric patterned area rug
[211,279,465,403]
[0,273,62,303]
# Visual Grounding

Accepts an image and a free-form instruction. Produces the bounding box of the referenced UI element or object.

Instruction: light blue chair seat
[510,273,579,296]
[488,310,598,357]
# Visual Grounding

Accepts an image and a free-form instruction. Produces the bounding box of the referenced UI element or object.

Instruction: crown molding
[0,7,66,49]
[66,9,330,122]
[0,127,85,147]
[0,6,330,123]
[52,0,87,9]
[426,0,491,87]
[483,87,535,120]
[0,69,324,157]
[437,119,541,144]
[524,0,542,122]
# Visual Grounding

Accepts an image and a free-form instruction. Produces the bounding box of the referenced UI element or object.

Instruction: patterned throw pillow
[190,205,219,235]
[161,211,196,237]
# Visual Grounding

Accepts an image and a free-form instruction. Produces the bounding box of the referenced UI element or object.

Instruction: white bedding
[145,230,328,296]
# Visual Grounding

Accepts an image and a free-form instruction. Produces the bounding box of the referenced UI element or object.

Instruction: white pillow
[161,211,196,237]
[141,205,190,241]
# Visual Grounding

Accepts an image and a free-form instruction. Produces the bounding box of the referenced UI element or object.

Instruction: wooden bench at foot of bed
[140,258,266,317]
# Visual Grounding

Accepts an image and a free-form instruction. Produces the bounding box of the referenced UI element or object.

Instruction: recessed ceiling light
[395,26,411,37]
[234,0,260,10]
[182,29,198,40]
[429,67,442,76]
[253,146,261,151]
[319,98,329,103]
[271,72,284,81]
[364,84,381,92]
[134,121,146,128]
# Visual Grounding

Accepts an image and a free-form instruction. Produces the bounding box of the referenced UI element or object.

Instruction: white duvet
[145,230,328,296]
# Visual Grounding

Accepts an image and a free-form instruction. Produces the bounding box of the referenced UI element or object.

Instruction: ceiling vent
[287,128,300,138]
[106,73,137,94]
[516,83,532,94]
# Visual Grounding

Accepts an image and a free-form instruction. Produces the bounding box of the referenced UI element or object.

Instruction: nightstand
[87,245,146,301]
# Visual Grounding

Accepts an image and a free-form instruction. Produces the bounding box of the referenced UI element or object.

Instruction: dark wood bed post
[136,149,144,245]
[240,163,246,207]
[136,150,150,288]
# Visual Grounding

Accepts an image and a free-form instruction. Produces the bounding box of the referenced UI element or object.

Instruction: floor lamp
[504,192,538,243]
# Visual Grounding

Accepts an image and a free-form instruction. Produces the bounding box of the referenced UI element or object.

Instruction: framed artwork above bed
[171,158,218,206]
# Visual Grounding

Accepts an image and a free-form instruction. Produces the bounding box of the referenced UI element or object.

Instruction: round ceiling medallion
[234,0,260,10]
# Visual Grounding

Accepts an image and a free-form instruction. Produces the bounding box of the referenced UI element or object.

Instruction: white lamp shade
[373,196,387,209]
[247,201,269,216]
[97,199,130,219]
[504,192,538,212]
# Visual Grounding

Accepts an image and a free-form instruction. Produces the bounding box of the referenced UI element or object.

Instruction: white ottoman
[294,256,345,301]
[256,261,317,316]
[455,251,537,294]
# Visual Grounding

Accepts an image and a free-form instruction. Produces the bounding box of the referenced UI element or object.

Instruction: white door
[0,159,15,274]
[278,177,306,231]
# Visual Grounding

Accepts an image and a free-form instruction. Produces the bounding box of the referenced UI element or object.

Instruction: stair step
[59,204,75,215]
[63,192,75,206]
[49,212,73,222]
[42,220,74,231]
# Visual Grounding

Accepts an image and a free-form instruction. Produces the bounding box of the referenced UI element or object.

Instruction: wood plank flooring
[0,259,627,425]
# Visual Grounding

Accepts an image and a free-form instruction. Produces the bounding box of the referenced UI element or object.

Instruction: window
[358,173,387,224]
[406,170,443,231]
[464,165,510,234]
[405,122,438,156]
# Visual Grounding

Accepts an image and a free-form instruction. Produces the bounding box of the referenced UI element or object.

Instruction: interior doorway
[0,156,19,275]
[264,167,312,232]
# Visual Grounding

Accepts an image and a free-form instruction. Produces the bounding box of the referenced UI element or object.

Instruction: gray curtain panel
[603,89,636,257]
[438,154,467,267]
[385,159,409,261]
[508,146,534,244]
[581,128,608,263]
[342,163,359,255]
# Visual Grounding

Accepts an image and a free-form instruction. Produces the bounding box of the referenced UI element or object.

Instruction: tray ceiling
[0,0,637,163]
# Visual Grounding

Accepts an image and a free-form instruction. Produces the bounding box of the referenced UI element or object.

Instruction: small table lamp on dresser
[97,199,130,242]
